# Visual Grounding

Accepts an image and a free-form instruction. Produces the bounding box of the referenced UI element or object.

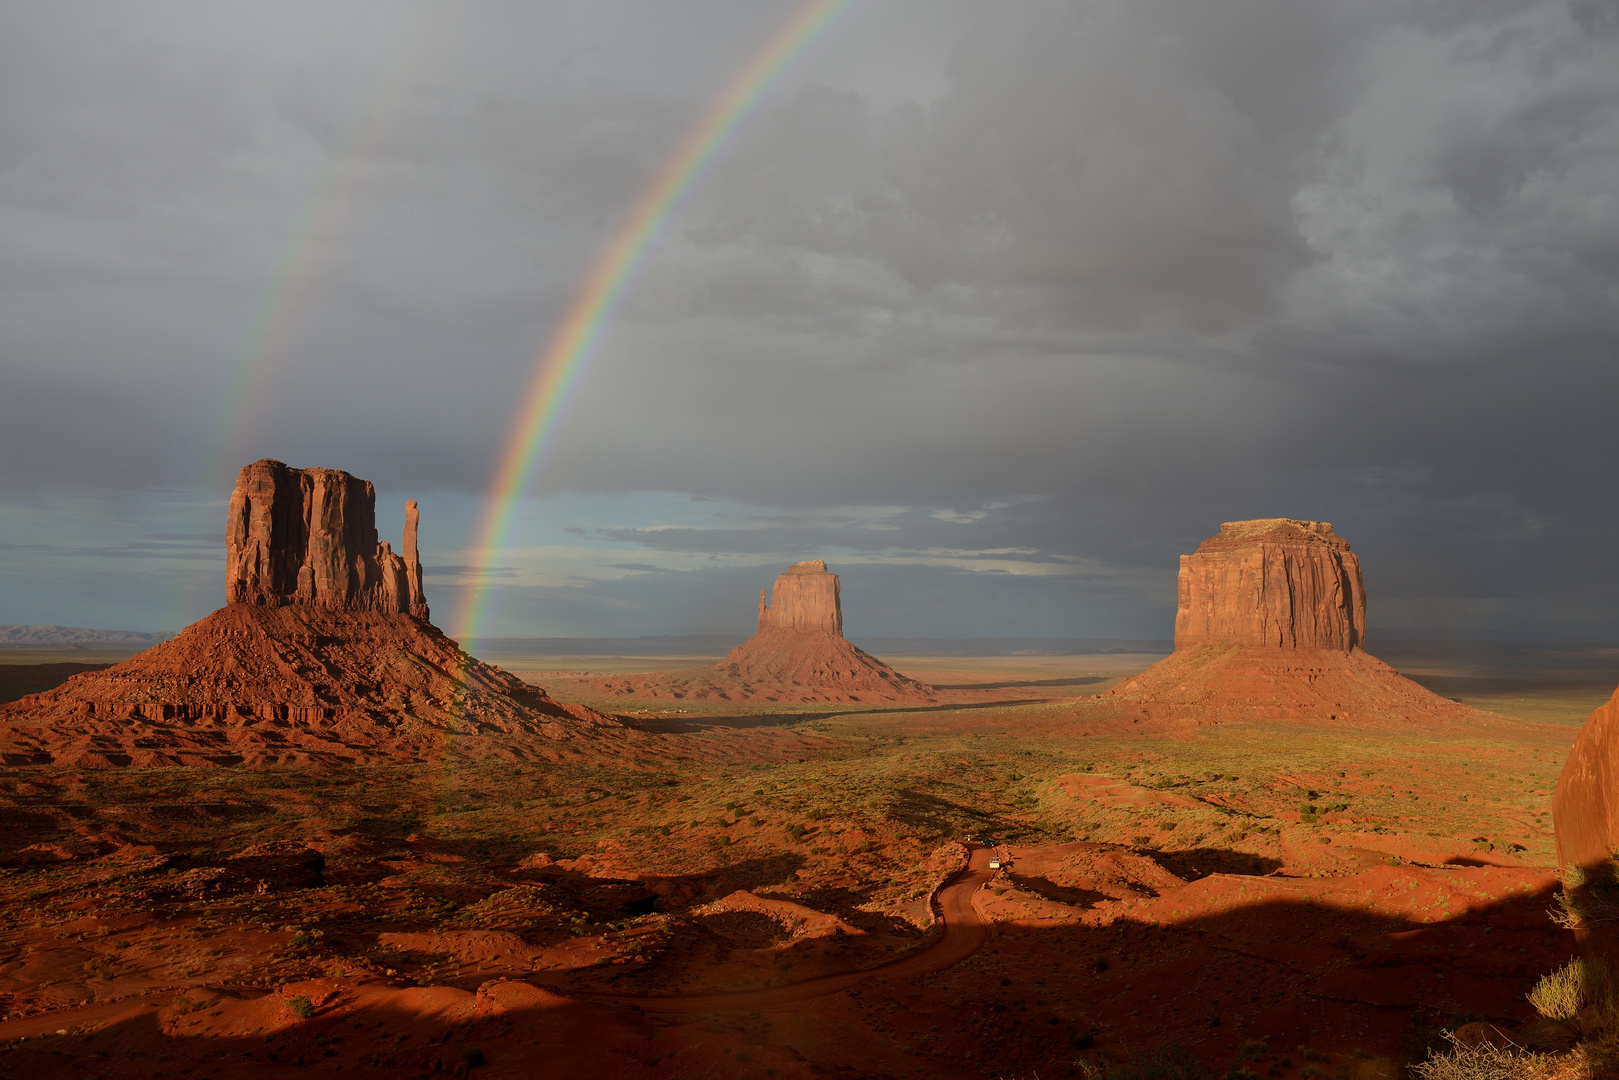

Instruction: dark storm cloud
[3,0,1617,639]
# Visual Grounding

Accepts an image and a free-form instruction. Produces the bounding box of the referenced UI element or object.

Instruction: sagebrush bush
[1556,860,1619,929]
[1410,1033,1551,1080]
[1529,960,1586,1022]
[1528,957,1616,1026]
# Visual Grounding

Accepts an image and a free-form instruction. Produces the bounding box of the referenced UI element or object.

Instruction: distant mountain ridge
[0,625,174,646]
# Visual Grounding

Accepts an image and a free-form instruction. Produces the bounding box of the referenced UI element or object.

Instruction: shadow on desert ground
[0,834,1574,1080]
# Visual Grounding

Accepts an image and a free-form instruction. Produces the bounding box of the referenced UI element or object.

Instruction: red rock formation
[0,460,622,767]
[0,604,625,768]
[226,458,427,619]
[590,561,933,704]
[1553,686,1619,873]
[1105,519,1486,726]
[1553,686,1619,964]
[1175,519,1364,650]
[756,561,842,633]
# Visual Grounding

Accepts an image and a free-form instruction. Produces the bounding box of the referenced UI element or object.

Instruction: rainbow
[201,4,440,487]
[453,0,857,640]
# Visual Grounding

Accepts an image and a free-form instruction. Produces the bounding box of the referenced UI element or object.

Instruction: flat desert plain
[0,643,1612,1079]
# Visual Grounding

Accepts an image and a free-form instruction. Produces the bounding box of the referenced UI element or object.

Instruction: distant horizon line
[4,625,1617,651]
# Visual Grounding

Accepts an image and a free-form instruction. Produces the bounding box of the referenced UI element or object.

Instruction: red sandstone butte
[716,561,933,702]
[1105,519,1485,726]
[1175,519,1365,650]
[756,560,843,633]
[227,458,427,618]
[591,561,933,704]
[0,461,621,768]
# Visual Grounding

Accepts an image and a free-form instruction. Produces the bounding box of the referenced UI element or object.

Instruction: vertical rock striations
[226,458,427,619]
[0,460,627,768]
[1175,519,1365,651]
[756,561,843,634]
[1105,518,1482,726]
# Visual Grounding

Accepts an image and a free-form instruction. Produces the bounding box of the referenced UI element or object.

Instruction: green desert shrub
[286,995,314,1019]
[1528,957,1616,1023]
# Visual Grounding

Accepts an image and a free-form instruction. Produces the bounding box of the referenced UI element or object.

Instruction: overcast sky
[3,0,1617,642]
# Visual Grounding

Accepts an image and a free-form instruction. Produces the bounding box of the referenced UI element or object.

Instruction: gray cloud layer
[3,0,1617,639]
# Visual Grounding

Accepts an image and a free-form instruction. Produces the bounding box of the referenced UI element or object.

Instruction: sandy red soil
[0,646,1600,1078]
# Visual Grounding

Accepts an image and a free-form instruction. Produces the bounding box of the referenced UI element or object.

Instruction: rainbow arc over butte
[452,0,858,641]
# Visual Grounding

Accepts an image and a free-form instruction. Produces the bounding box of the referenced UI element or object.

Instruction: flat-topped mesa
[757,560,843,635]
[1175,518,1365,652]
[1104,516,1488,726]
[225,459,427,619]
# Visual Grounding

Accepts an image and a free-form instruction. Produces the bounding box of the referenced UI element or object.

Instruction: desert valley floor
[0,641,1614,1079]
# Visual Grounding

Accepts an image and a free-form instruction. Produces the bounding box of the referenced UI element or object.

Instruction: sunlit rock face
[1174,519,1365,651]
[225,458,427,619]
[0,460,624,769]
[1104,518,1482,727]
[1554,688,1619,872]
[1553,687,1619,962]
[755,560,842,634]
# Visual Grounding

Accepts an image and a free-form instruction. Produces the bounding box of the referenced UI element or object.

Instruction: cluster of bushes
[1411,952,1619,1079]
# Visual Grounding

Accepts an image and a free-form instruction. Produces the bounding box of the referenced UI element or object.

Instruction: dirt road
[611,844,996,1013]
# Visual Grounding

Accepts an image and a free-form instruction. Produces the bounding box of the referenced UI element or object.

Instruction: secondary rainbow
[201,4,441,487]
[454,0,858,640]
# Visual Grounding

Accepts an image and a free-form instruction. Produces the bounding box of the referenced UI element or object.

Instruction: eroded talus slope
[0,458,625,768]
[0,603,629,767]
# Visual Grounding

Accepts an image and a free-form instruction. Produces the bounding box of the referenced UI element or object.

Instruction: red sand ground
[0,647,1596,1078]
[0,839,1572,1079]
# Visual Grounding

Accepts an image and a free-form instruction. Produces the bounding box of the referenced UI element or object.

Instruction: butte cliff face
[755,561,843,634]
[0,461,622,768]
[1106,519,1482,726]
[1175,519,1364,651]
[226,459,427,619]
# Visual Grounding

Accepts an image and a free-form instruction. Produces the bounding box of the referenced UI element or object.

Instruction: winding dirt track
[605,846,996,1013]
